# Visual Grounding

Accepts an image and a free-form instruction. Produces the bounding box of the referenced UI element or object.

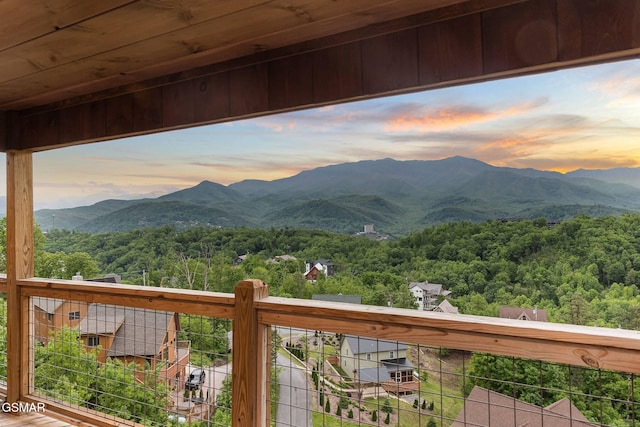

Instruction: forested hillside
[35,214,640,330]
[33,157,640,235]
[4,214,640,425]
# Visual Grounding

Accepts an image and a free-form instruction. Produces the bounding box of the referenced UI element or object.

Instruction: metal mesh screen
[30,297,231,426]
[271,327,639,427]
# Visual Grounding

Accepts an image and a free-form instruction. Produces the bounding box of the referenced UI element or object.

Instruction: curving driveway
[276,353,312,427]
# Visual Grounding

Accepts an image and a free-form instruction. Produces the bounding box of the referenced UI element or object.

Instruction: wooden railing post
[232,279,270,427]
[5,150,35,403]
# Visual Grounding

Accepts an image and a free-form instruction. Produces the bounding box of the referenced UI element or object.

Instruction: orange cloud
[384,98,547,132]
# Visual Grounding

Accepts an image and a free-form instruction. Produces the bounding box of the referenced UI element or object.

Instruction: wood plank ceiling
[1,0,639,151]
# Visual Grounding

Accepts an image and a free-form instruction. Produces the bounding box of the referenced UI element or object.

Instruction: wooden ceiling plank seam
[0,0,280,85]
[0,0,137,52]
[0,0,476,110]
[0,0,529,112]
[5,0,640,151]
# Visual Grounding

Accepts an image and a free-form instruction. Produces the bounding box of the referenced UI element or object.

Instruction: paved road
[276,353,312,427]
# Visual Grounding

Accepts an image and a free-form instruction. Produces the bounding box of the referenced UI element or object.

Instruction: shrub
[339,395,350,409]
[429,401,435,411]
[325,399,330,413]
[372,409,378,421]
[382,398,393,413]
[427,417,438,427]
[384,412,390,424]
[422,399,427,410]
[413,398,419,408]
[336,406,342,416]
[347,409,354,419]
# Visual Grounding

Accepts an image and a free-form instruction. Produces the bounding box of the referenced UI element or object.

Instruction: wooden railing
[1,276,640,426]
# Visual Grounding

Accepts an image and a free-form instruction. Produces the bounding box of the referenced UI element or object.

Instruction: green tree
[95,359,170,425]
[34,326,98,405]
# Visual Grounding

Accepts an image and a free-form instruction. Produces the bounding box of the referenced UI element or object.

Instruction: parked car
[185,368,206,390]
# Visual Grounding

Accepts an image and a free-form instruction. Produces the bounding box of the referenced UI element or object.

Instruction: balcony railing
[0,276,639,426]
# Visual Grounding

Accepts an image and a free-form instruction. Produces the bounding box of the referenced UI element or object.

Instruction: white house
[408,281,451,311]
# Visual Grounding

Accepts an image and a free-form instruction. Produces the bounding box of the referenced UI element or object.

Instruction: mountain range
[34,157,640,236]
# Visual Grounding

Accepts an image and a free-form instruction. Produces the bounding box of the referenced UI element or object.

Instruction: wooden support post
[232,279,270,427]
[5,150,34,402]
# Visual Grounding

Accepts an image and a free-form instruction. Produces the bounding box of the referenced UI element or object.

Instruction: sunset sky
[5,58,640,210]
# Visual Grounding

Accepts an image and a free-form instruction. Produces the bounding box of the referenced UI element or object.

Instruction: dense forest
[25,213,640,330]
[3,214,640,425]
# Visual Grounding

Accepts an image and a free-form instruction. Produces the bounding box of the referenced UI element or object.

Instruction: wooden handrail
[17,277,235,319]
[1,277,640,426]
[256,296,640,374]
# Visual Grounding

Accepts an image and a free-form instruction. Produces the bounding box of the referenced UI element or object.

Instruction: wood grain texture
[105,94,134,136]
[257,297,640,374]
[419,13,483,84]
[229,64,269,117]
[269,53,314,110]
[313,42,363,103]
[232,280,269,427]
[5,151,34,403]
[557,0,640,61]
[362,29,419,94]
[193,72,230,122]
[0,0,135,51]
[19,278,235,319]
[482,0,558,73]
[59,101,106,144]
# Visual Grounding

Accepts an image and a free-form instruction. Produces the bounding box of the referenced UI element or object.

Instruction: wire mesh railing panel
[30,296,232,426]
[269,327,639,427]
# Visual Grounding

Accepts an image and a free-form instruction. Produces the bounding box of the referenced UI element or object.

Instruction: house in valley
[452,386,596,427]
[78,303,189,389]
[499,306,548,322]
[339,335,417,394]
[408,281,451,311]
[32,297,90,345]
[304,259,335,282]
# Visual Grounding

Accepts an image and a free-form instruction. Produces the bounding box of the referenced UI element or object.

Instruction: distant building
[452,386,595,427]
[499,306,548,322]
[266,254,297,264]
[408,281,451,311]
[355,223,391,241]
[234,254,248,265]
[434,299,459,314]
[304,259,335,282]
[339,335,417,394]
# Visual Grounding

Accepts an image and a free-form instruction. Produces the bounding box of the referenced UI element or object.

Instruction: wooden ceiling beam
[5,0,640,152]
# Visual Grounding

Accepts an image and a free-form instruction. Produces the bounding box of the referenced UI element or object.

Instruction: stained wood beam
[5,150,34,402]
[233,280,270,427]
[5,0,639,152]
[257,297,640,375]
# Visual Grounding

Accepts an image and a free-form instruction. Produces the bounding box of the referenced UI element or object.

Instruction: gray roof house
[339,335,416,393]
[77,303,179,366]
[499,306,548,322]
[452,386,596,427]
[409,281,452,311]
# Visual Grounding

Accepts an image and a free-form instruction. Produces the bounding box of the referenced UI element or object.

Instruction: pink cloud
[384,98,548,132]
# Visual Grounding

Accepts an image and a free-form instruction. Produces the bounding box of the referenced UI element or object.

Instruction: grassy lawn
[312,411,363,427]
[359,381,463,427]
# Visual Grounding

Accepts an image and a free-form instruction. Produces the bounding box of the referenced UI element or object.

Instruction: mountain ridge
[34,157,640,235]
